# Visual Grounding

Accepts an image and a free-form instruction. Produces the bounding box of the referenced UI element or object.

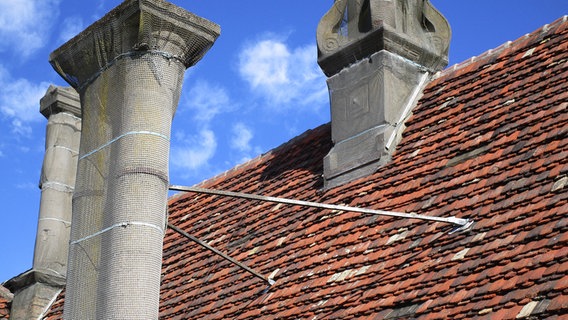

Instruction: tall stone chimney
[5,86,81,319]
[48,0,220,318]
[36,85,81,277]
[317,0,451,188]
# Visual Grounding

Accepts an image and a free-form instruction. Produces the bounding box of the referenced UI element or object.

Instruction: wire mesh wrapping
[65,55,183,319]
[49,1,219,319]
[50,0,219,91]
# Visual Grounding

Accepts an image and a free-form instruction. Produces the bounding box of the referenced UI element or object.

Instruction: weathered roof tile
[0,285,12,319]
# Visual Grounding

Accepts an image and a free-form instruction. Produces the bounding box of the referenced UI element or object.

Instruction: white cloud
[238,37,328,108]
[171,80,236,174]
[183,80,232,123]
[18,146,31,153]
[0,65,50,136]
[16,182,37,190]
[0,0,61,57]
[230,123,253,152]
[171,129,217,171]
[11,119,33,137]
[239,40,290,88]
[58,16,85,44]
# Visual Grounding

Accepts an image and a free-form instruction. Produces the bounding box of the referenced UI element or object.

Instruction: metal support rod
[167,223,275,286]
[169,185,471,227]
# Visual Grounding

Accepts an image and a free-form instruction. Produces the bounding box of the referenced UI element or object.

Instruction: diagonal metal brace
[169,185,472,227]
[167,223,275,286]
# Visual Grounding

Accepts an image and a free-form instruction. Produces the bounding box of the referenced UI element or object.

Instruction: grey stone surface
[34,86,81,278]
[323,50,427,188]
[40,85,81,118]
[317,1,451,189]
[8,283,60,320]
[49,1,220,319]
[4,270,65,320]
[49,0,220,91]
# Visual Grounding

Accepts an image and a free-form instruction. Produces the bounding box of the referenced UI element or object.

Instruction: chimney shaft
[35,85,81,276]
[5,86,81,320]
[317,0,451,188]
[49,0,220,318]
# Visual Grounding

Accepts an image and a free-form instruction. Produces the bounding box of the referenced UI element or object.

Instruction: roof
[45,16,567,319]
[0,285,12,319]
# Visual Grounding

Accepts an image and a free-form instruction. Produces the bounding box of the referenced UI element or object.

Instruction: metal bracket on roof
[167,223,276,286]
[169,185,473,228]
[448,219,475,234]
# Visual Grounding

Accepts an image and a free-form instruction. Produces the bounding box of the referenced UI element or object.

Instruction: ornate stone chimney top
[317,0,450,76]
[50,0,220,91]
[317,0,451,188]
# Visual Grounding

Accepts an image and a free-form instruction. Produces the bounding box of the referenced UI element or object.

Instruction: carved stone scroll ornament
[317,0,451,76]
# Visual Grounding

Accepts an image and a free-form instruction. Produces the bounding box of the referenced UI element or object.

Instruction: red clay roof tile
[0,288,11,319]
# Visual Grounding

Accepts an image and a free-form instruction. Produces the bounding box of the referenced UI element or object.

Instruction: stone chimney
[48,0,219,318]
[5,86,81,319]
[317,0,451,188]
[35,85,81,276]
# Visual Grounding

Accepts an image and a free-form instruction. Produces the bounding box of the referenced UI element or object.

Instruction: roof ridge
[168,125,330,203]
[435,15,568,79]
[189,123,330,189]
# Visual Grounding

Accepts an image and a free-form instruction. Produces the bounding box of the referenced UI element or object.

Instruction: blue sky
[0,0,565,282]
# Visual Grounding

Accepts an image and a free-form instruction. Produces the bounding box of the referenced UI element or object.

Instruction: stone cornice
[40,85,81,119]
[318,24,448,77]
[4,269,65,295]
[49,0,220,90]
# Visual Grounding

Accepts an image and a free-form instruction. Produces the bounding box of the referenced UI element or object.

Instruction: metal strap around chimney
[169,185,472,228]
[167,223,275,286]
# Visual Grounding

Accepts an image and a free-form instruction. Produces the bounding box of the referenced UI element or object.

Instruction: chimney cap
[49,0,221,90]
[39,85,81,119]
[3,269,66,294]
